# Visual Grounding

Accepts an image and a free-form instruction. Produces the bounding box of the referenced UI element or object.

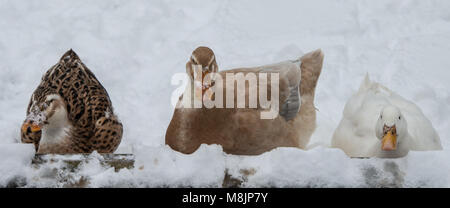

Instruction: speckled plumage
[21,49,123,154]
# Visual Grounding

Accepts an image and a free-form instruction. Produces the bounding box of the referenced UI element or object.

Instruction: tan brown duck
[166,47,324,155]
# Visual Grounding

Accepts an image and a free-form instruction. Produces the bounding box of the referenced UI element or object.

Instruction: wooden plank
[32,153,135,172]
[28,154,403,187]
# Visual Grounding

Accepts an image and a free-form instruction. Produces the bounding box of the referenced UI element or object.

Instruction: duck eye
[399,116,401,120]
[44,99,54,107]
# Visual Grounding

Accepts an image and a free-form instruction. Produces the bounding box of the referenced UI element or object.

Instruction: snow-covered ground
[0,0,449,187]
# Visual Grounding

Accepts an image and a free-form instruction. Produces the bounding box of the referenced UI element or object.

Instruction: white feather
[332,75,442,157]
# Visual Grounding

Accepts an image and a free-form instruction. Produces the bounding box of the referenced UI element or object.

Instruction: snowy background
[1,0,450,187]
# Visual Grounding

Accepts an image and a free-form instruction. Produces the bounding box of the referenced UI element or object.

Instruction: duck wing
[258,60,302,121]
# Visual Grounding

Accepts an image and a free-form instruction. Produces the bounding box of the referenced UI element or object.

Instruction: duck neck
[39,108,72,146]
[181,76,205,108]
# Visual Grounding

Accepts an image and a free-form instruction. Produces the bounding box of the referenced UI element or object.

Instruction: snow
[0,144,35,187]
[1,0,450,187]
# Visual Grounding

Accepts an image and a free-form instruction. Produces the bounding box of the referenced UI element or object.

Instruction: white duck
[331,74,442,158]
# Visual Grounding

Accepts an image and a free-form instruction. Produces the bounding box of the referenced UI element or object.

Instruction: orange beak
[202,70,210,81]
[381,126,397,151]
[202,71,211,91]
[21,122,41,133]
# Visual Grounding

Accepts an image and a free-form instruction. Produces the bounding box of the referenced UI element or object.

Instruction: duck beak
[202,67,215,90]
[202,68,210,82]
[381,125,397,151]
[21,121,41,133]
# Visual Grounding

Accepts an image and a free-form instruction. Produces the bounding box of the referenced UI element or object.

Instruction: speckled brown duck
[21,49,123,154]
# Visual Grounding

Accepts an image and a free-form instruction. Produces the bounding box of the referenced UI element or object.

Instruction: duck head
[186,46,218,84]
[375,105,408,151]
[22,91,68,134]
